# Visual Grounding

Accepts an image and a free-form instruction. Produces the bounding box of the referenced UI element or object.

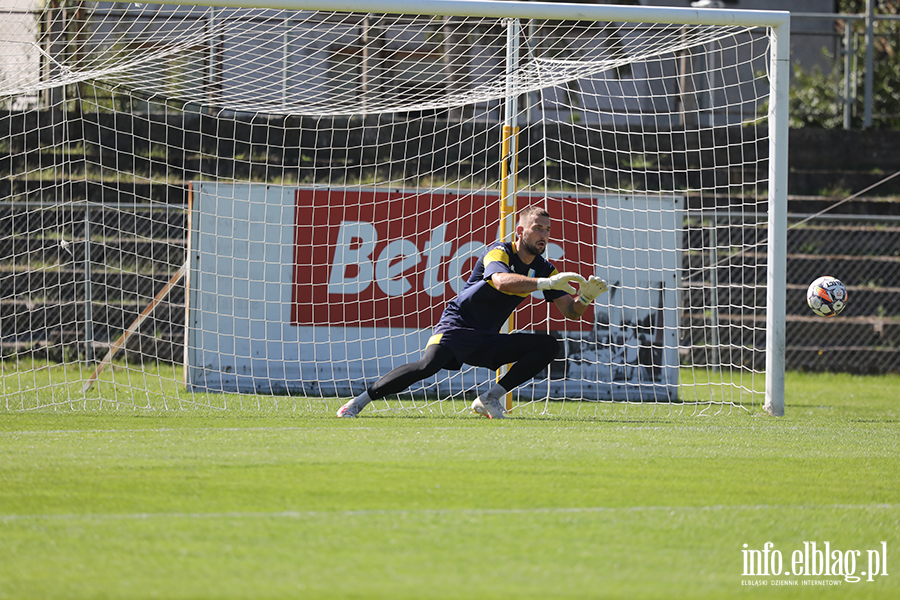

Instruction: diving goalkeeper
[337,205,608,419]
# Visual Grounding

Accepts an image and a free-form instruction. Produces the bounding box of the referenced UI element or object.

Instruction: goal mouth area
[0,358,761,416]
[1,1,789,415]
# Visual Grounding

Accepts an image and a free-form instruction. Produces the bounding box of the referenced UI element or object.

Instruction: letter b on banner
[328,221,377,294]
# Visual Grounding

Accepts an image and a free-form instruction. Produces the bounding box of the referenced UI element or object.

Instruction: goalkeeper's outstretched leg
[337,332,560,418]
[336,344,456,417]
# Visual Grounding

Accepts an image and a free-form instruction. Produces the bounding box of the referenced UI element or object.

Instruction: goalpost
[0,0,789,415]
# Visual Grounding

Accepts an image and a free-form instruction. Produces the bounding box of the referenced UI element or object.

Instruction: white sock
[350,390,373,410]
[484,383,507,403]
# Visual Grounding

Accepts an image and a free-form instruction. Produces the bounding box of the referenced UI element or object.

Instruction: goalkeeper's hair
[517,205,551,228]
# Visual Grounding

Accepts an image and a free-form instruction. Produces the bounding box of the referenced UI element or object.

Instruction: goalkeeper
[337,206,608,419]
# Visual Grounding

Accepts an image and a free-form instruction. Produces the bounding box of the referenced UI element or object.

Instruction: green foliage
[789,61,844,129]
[791,1,900,129]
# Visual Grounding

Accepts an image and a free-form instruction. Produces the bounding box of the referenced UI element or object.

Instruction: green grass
[0,368,898,599]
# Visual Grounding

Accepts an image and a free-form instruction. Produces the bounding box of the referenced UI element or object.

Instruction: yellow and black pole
[498,124,519,412]
[498,18,521,413]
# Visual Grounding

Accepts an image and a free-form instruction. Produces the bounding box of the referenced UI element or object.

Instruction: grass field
[1,369,898,599]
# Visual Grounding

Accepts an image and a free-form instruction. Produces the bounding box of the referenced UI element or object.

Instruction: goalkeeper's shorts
[425,328,556,371]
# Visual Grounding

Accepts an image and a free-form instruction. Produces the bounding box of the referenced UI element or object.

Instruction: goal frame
[150,0,790,415]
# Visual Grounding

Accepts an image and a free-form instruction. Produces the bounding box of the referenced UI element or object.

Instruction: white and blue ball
[806,276,848,317]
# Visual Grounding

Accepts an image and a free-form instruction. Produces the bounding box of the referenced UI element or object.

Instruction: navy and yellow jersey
[434,241,566,334]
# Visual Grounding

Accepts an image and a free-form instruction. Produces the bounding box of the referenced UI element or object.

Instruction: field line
[0,425,470,436]
[2,503,898,523]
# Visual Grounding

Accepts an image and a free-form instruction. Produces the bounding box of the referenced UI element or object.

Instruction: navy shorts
[426,329,556,371]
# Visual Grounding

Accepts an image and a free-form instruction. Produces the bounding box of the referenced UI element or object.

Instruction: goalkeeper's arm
[491,272,608,321]
[551,275,609,321]
[490,271,586,295]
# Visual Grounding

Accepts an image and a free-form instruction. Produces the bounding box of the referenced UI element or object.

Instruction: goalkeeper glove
[535,272,586,295]
[577,275,609,306]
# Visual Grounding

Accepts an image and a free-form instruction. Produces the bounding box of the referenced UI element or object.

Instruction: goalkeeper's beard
[520,239,546,257]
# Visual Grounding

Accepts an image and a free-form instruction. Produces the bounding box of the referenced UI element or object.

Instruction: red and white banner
[291,189,597,331]
[186,183,681,398]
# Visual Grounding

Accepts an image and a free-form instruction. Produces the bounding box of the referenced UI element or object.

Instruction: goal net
[0,0,789,415]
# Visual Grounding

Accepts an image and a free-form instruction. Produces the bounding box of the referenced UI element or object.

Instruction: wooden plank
[82,261,187,393]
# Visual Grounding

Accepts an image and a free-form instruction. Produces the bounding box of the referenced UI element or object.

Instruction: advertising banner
[292,188,597,332]
[185,183,681,400]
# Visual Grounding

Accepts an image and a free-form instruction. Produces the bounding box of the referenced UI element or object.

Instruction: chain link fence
[5,200,899,374]
[783,213,900,373]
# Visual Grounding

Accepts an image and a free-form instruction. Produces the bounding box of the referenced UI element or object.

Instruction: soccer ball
[806,276,848,317]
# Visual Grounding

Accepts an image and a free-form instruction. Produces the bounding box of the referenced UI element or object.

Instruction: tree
[790,0,900,129]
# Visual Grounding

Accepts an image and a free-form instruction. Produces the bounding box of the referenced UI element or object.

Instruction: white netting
[5,4,757,115]
[1,1,779,414]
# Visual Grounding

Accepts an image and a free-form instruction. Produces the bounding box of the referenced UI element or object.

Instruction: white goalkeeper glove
[535,272,586,295]
[576,275,609,306]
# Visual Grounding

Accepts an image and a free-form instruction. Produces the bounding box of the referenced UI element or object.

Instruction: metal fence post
[843,19,852,129]
[863,0,874,128]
